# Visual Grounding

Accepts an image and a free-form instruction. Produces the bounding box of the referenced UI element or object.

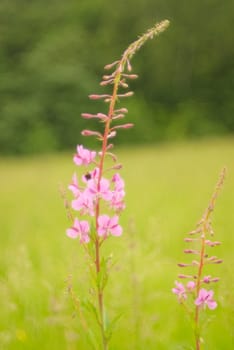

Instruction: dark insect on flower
[84,172,92,181]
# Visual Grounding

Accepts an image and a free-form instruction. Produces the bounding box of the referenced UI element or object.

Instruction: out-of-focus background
[0,0,233,155]
[0,1,234,350]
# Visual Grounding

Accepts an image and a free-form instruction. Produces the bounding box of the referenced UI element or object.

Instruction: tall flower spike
[65,21,170,350]
[173,167,226,350]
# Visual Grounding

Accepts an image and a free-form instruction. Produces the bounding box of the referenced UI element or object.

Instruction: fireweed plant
[172,167,226,350]
[64,21,169,350]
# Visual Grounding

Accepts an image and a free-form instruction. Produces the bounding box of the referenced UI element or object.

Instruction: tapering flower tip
[104,60,120,70]
[89,94,111,100]
[112,123,134,130]
[81,129,103,139]
[155,19,170,33]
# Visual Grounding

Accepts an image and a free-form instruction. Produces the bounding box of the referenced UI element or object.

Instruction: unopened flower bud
[118,91,134,98]
[100,79,113,86]
[112,123,134,130]
[178,274,193,279]
[112,114,125,120]
[89,94,111,100]
[115,108,128,114]
[184,249,200,254]
[104,60,120,70]
[107,131,117,139]
[127,59,132,71]
[205,240,221,247]
[81,130,103,139]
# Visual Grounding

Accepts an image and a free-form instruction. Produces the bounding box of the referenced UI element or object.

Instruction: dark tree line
[0,0,233,154]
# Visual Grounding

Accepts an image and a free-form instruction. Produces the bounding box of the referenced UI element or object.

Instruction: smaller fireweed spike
[172,167,226,350]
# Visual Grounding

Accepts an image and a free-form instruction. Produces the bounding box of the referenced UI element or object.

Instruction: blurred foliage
[0,0,233,154]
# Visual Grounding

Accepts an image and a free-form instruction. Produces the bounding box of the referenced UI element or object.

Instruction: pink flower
[87,178,112,201]
[112,173,125,191]
[73,145,96,166]
[66,218,90,243]
[195,288,217,310]
[68,173,81,197]
[110,191,125,212]
[203,275,211,284]
[186,281,196,291]
[97,215,122,237]
[72,190,95,216]
[110,173,125,211]
[172,281,187,300]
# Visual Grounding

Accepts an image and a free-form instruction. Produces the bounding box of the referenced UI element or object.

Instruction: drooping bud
[178,274,194,279]
[184,249,200,255]
[81,130,103,139]
[89,94,111,100]
[114,108,128,114]
[117,91,134,98]
[205,240,221,247]
[100,79,114,86]
[107,131,117,139]
[104,60,120,70]
[111,123,134,131]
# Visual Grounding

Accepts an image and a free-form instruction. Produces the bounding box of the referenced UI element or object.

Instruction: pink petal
[66,227,79,239]
[207,300,217,310]
[110,224,122,236]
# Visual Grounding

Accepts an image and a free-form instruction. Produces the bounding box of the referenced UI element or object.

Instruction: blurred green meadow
[0,137,233,350]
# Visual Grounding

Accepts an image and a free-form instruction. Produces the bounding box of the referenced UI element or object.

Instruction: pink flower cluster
[66,145,125,243]
[172,280,196,301]
[172,281,217,310]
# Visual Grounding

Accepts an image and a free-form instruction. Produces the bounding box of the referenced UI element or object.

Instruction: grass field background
[0,137,233,349]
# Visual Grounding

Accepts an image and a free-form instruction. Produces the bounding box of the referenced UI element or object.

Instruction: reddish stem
[94,69,121,350]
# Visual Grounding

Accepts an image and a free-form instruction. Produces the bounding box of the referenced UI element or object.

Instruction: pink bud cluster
[66,145,125,243]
